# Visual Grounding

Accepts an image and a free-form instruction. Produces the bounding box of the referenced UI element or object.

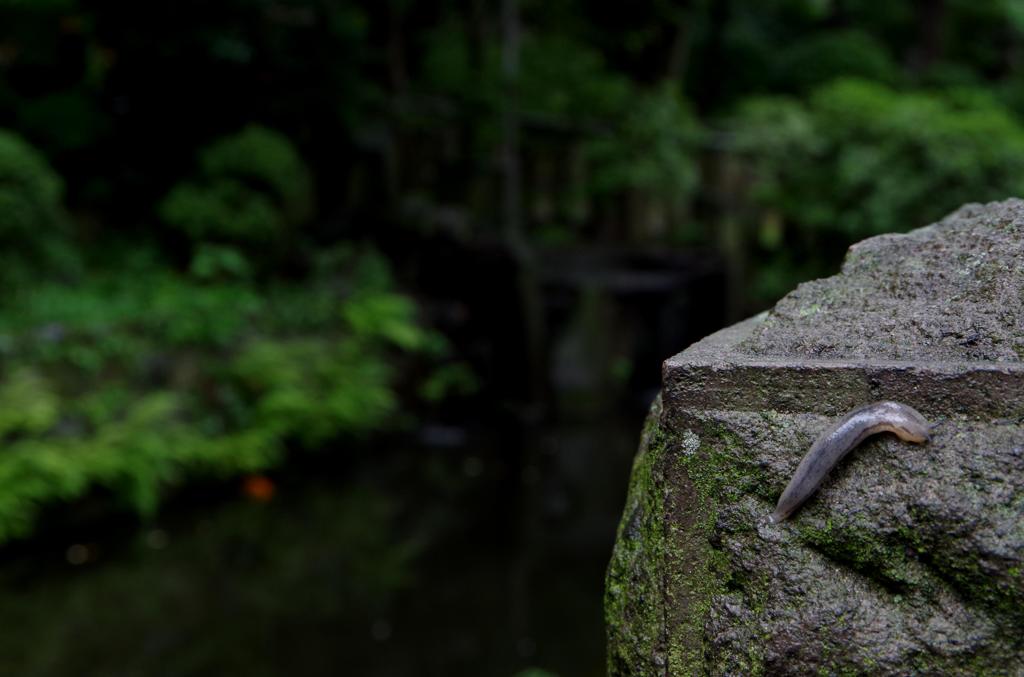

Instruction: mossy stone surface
[607,199,1024,675]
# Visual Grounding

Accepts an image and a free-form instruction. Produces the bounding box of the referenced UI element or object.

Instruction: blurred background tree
[1,0,1023,675]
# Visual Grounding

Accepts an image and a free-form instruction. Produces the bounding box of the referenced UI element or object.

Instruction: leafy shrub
[586,85,701,203]
[419,28,702,241]
[198,125,314,227]
[519,34,633,120]
[0,129,65,248]
[736,78,1024,236]
[343,292,426,351]
[584,84,702,240]
[773,30,901,92]
[732,78,1024,299]
[0,250,443,544]
[421,29,633,124]
[231,338,397,447]
[0,369,59,438]
[159,126,314,255]
[160,179,281,245]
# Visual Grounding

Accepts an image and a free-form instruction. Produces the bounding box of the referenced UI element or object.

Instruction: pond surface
[0,411,643,677]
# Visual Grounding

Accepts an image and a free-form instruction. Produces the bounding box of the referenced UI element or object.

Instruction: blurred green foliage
[392,0,1024,257]
[733,78,1024,299]
[585,85,700,209]
[0,0,1024,544]
[0,244,447,543]
[772,29,901,92]
[160,126,314,268]
[0,129,72,279]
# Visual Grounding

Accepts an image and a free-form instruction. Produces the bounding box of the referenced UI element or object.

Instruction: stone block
[607,199,1024,675]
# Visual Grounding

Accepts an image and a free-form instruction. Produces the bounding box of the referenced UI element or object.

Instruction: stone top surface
[739,198,1024,363]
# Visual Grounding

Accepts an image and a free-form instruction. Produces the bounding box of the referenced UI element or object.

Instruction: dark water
[0,412,642,677]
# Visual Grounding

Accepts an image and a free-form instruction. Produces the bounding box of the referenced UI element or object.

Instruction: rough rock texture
[742,200,1024,363]
[606,199,1024,676]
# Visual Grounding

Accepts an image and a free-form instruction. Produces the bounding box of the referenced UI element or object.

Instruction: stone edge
[662,314,1024,419]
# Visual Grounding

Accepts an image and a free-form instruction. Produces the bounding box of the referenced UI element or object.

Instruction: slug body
[769,401,930,523]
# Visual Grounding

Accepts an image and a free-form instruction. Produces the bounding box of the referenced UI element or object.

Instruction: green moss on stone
[605,399,672,676]
[797,519,923,590]
[664,419,763,674]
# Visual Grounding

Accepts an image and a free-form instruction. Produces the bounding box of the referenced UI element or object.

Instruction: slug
[768,401,930,523]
